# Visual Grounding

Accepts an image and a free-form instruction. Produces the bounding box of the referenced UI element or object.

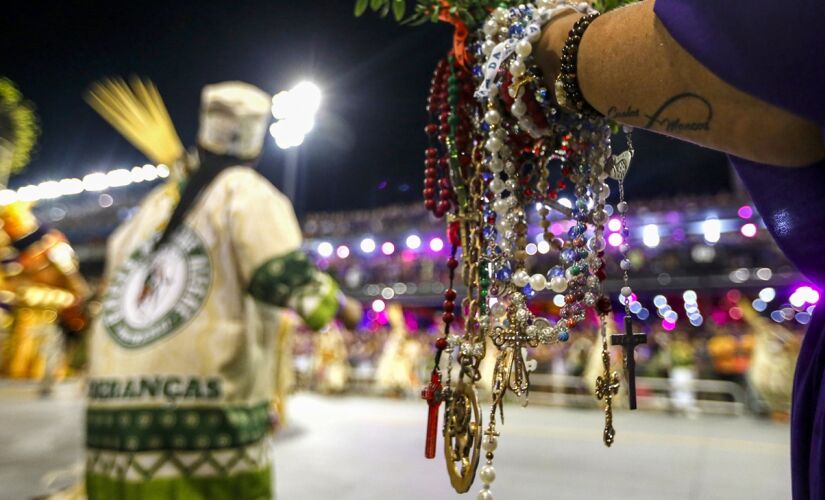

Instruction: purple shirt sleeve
[653,4,825,499]
[653,0,825,126]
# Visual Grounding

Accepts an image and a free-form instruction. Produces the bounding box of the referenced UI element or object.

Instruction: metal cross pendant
[421,371,444,459]
[611,315,647,410]
[595,322,620,447]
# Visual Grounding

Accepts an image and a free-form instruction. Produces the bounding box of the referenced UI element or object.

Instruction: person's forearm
[535,0,825,167]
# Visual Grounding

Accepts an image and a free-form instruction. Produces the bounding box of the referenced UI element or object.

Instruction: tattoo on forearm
[607,92,713,134]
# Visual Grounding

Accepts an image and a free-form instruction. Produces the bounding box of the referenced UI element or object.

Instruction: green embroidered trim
[248,250,340,330]
[86,403,271,452]
[295,273,340,331]
[86,468,272,500]
[248,250,314,308]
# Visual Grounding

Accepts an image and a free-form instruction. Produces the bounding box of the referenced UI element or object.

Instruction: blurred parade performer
[312,321,351,394]
[0,199,90,388]
[0,78,89,390]
[83,78,359,499]
[742,301,801,421]
[269,309,297,430]
[375,303,422,396]
[668,332,698,417]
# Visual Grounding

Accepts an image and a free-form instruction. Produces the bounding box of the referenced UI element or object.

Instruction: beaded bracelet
[555,12,600,115]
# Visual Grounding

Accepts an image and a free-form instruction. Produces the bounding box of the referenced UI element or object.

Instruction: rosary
[407,1,647,498]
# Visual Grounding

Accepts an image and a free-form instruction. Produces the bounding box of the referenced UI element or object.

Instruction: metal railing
[526,373,748,415]
[306,371,750,416]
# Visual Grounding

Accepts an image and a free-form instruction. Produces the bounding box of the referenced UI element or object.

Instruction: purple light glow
[662,320,676,331]
[608,218,622,232]
[372,299,386,313]
[336,245,350,259]
[711,310,728,325]
[791,286,821,307]
[429,237,445,252]
[608,233,624,247]
[738,205,753,219]
[401,250,415,263]
[741,223,758,238]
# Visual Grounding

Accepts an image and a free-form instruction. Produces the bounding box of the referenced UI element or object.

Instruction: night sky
[1,0,732,214]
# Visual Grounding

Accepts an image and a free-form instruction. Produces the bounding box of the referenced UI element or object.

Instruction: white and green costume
[86,166,338,499]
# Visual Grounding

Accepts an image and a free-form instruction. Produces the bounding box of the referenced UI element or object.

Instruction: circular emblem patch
[103,226,211,348]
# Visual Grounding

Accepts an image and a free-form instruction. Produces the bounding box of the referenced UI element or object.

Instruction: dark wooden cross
[421,371,444,459]
[611,315,648,410]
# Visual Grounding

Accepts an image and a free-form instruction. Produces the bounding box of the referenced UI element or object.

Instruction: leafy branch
[356,0,638,26]
[355,0,516,28]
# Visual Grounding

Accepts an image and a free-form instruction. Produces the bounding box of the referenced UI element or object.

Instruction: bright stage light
[372,299,386,313]
[107,169,132,188]
[537,240,550,254]
[406,234,422,250]
[682,290,698,304]
[741,223,758,238]
[83,172,109,192]
[271,91,291,120]
[336,245,350,259]
[58,178,83,196]
[642,224,660,248]
[270,121,305,149]
[792,286,821,307]
[271,81,322,150]
[37,181,61,200]
[317,241,334,258]
[737,205,753,219]
[607,233,623,247]
[790,292,806,308]
[0,164,168,206]
[360,237,376,254]
[381,242,395,256]
[130,166,146,183]
[759,287,776,303]
[429,237,444,252]
[143,164,159,181]
[703,218,721,244]
[18,185,40,202]
[291,81,322,116]
[608,218,622,232]
[98,193,114,208]
[0,189,17,205]
[653,295,667,308]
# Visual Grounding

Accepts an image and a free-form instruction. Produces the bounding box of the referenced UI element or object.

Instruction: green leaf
[370,0,383,11]
[392,0,406,21]
[379,2,390,17]
[430,4,440,22]
[354,0,369,16]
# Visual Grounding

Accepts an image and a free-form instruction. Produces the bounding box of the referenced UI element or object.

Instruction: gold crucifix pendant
[595,317,619,447]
